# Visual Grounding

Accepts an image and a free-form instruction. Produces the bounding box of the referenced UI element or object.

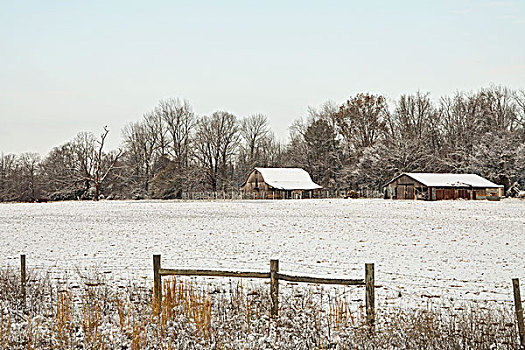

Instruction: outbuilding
[241,167,322,199]
[384,173,504,201]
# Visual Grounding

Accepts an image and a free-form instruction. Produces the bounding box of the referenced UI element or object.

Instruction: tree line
[1,85,524,202]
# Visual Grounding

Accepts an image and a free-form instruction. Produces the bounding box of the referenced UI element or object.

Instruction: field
[1,198,524,348]
[1,198,524,307]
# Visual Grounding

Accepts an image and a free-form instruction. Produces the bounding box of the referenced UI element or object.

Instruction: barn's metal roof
[254,167,322,190]
[387,173,503,188]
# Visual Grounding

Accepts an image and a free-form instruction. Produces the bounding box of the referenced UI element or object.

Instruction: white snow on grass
[1,198,524,307]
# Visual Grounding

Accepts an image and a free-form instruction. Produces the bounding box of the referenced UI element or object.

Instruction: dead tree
[92,126,122,201]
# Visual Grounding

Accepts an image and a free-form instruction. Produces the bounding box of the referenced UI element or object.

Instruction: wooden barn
[384,173,504,201]
[241,168,322,199]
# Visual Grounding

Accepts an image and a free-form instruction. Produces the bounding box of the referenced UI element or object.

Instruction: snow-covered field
[1,198,524,308]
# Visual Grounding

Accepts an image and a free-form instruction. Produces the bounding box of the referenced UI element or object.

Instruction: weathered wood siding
[386,174,427,200]
[472,188,502,201]
[241,170,269,192]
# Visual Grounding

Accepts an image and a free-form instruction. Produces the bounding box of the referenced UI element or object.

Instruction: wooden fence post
[154,255,162,308]
[21,254,26,305]
[365,263,375,330]
[270,259,279,317]
[513,278,525,347]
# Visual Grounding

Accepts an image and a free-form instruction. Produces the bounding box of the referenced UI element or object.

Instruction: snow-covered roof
[387,173,503,188]
[254,167,322,190]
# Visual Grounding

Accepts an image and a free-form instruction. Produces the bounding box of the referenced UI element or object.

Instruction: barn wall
[433,188,471,200]
[473,188,501,201]
[386,175,427,200]
[241,170,269,192]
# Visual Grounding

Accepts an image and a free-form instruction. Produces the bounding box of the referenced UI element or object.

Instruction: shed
[241,168,322,199]
[384,173,504,201]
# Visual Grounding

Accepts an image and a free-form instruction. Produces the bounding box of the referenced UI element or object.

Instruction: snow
[1,198,524,308]
[254,167,322,190]
[389,173,504,188]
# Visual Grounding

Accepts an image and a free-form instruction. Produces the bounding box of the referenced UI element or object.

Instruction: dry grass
[54,290,73,348]
[0,266,519,349]
[0,303,12,350]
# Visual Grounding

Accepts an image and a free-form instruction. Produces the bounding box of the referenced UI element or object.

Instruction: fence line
[12,255,525,324]
[12,254,525,342]
[179,189,382,200]
[153,254,375,326]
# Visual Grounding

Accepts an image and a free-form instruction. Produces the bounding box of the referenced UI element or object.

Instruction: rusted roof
[386,173,503,188]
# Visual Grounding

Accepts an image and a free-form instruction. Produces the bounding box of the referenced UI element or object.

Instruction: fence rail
[159,268,270,279]
[13,254,525,342]
[153,254,374,325]
[275,273,363,285]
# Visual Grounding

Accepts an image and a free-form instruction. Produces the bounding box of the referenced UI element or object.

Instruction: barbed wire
[3,255,518,305]
[380,269,486,284]
[6,255,501,288]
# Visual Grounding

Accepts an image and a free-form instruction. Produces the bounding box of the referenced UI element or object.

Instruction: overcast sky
[1,0,524,155]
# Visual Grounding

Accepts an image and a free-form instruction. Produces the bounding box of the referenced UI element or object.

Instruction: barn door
[396,185,405,199]
[406,185,414,199]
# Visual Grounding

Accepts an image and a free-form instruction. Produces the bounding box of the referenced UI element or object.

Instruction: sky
[1,0,524,155]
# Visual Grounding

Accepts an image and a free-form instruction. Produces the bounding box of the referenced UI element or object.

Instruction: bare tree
[303,118,339,187]
[238,113,271,179]
[91,126,122,201]
[19,152,41,200]
[157,98,195,166]
[284,117,309,168]
[194,111,240,191]
[72,131,97,194]
[258,133,284,167]
[144,111,168,161]
[122,113,162,194]
[155,98,195,194]
[334,93,388,151]
[39,128,120,200]
[122,122,147,191]
[40,142,80,199]
[0,153,18,201]
[388,92,438,141]
[478,86,519,132]
[240,114,270,166]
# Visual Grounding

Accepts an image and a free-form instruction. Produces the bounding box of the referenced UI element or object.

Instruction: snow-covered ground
[1,198,524,308]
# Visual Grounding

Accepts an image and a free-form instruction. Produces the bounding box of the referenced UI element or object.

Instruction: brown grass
[55,290,73,348]
[0,303,12,350]
[0,266,519,349]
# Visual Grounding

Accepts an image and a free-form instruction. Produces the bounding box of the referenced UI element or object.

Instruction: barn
[384,173,504,201]
[241,168,322,199]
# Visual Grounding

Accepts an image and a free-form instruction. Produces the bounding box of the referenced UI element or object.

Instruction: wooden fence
[513,278,525,347]
[153,254,375,326]
[180,189,383,200]
[14,254,525,343]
